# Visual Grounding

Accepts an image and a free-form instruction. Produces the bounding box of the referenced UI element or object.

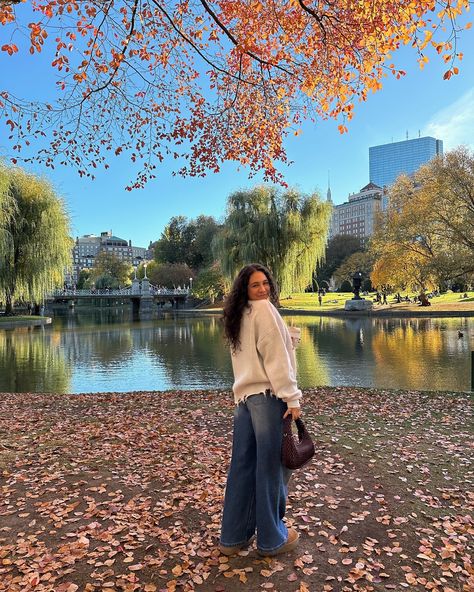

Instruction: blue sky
[1,13,473,248]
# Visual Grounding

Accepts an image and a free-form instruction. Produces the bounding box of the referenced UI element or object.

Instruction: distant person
[318,293,322,306]
[419,293,431,306]
[219,263,301,558]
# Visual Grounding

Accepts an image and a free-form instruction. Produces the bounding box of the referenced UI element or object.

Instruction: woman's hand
[283,407,301,420]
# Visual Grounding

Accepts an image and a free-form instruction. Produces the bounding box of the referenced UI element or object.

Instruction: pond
[0,310,472,393]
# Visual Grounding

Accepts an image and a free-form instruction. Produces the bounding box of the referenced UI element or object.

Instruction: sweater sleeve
[254,301,302,408]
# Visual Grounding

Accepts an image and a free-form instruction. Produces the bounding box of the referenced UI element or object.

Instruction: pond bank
[0,387,472,592]
[282,307,474,318]
[0,316,52,329]
[180,305,474,318]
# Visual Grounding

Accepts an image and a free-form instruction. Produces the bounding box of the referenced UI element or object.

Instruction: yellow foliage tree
[370,245,437,293]
[370,148,474,291]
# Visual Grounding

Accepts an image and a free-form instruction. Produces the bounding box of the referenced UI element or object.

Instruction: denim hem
[256,537,288,553]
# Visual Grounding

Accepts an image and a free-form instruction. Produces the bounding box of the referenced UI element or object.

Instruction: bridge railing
[48,287,189,297]
[149,285,189,296]
[50,288,132,296]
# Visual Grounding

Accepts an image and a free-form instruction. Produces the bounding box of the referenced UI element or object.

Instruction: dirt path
[0,388,472,592]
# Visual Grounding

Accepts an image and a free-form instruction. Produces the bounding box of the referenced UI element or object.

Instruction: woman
[219,263,302,557]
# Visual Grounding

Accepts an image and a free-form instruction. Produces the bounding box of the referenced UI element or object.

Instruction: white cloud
[425,87,474,150]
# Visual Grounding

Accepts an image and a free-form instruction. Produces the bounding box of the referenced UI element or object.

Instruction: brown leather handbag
[281,415,315,470]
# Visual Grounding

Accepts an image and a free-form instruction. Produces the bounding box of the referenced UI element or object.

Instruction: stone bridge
[47,278,190,313]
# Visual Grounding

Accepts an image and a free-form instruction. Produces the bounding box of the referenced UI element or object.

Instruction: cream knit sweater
[231,299,302,409]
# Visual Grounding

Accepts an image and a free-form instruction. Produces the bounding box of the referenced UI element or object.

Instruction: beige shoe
[257,527,299,556]
[219,535,255,556]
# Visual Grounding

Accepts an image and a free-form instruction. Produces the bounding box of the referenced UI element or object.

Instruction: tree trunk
[4,293,14,316]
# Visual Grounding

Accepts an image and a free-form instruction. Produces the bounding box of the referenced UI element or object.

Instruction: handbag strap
[283,415,309,443]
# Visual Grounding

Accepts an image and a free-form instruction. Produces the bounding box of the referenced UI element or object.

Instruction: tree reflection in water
[130,316,232,388]
[289,315,472,392]
[0,312,472,393]
[0,328,72,393]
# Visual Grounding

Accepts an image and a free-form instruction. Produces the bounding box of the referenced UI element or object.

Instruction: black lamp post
[352,271,363,300]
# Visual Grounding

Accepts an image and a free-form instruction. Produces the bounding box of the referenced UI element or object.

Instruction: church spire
[326,171,333,203]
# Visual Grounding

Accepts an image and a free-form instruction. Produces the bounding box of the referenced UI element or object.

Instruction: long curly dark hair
[223,263,279,352]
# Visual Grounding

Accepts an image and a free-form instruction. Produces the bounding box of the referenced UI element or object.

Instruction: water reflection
[0,327,72,392]
[292,324,329,386]
[130,317,231,387]
[291,315,473,391]
[0,311,472,393]
[371,317,472,391]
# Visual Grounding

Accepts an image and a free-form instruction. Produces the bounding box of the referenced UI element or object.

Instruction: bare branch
[79,0,140,103]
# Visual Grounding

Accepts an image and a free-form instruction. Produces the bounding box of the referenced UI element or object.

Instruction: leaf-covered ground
[0,388,472,592]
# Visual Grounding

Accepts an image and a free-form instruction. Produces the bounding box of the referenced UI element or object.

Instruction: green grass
[0,315,45,322]
[280,292,351,310]
[280,290,474,310]
[429,291,474,303]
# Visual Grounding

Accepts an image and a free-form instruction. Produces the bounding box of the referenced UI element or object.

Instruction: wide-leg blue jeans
[220,393,291,553]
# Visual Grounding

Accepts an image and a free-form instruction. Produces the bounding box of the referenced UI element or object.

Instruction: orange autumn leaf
[0,388,471,591]
[0,0,470,188]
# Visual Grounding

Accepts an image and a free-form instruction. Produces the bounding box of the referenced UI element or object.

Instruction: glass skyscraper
[369,136,443,188]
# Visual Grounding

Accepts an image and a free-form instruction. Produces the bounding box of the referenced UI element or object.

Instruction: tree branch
[150,0,258,86]
[298,0,327,42]
[199,0,297,79]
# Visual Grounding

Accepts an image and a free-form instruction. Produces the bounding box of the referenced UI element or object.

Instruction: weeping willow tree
[0,163,73,315]
[0,164,15,271]
[214,186,332,295]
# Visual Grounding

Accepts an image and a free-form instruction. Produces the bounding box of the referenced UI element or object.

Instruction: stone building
[69,230,153,283]
[329,182,384,243]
